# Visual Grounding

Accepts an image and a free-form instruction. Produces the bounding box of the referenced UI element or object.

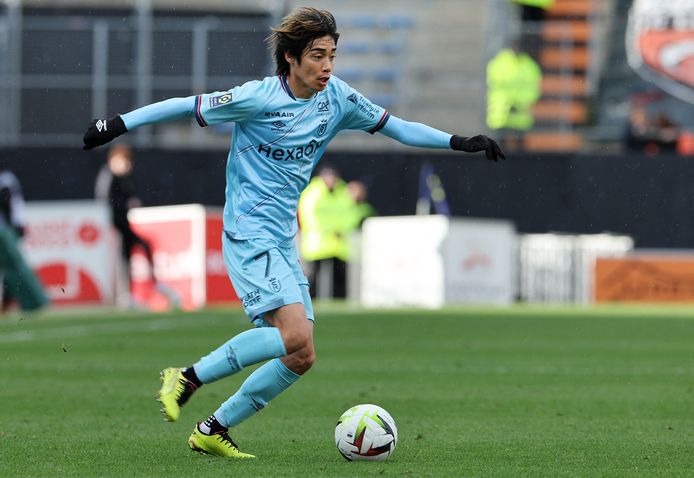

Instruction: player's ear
[284,52,295,66]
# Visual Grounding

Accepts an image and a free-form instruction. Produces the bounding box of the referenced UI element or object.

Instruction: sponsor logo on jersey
[317,100,330,112]
[265,111,295,118]
[241,288,261,308]
[317,119,328,137]
[257,139,325,162]
[346,92,378,119]
[209,93,232,108]
[627,0,694,102]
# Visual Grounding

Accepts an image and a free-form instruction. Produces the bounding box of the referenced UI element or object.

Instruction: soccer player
[82,7,505,458]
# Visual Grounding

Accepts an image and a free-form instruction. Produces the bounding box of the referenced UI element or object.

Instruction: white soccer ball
[334,404,398,461]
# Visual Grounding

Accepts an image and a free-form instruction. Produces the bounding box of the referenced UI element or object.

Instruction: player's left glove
[450,135,506,162]
[82,115,128,150]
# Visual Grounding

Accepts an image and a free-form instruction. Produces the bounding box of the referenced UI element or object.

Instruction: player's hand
[82,115,127,150]
[450,135,506,161]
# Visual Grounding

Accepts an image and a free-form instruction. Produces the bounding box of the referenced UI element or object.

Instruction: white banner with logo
[360,216,516,308]
[22,201,116,305]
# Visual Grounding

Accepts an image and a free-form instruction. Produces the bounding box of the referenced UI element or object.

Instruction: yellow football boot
[157,367,197,422]
[188,423,255,459]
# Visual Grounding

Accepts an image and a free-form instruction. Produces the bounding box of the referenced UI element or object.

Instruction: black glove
[82,115,127,150]
[450,135,506,161]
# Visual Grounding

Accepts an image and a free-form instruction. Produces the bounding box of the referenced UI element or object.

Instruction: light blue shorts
[222,232,314,327]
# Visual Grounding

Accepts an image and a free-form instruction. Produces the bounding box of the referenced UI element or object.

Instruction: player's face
[286,35,336,99]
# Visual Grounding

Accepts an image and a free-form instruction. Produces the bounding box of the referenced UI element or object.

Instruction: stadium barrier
[23,201,116,307]
[595,253,694,303]
[360,216,516,308]
[128,204,239,311]
[520,233,634,304]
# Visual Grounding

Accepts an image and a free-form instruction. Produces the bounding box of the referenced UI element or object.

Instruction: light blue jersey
[193,75,389,243]
[119,74,457,323]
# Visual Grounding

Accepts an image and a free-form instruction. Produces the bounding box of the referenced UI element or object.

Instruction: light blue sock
[214,358,300,428]
[193,328,286,384]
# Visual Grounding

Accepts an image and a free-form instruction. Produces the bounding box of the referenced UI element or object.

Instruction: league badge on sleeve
[209,93,232,108]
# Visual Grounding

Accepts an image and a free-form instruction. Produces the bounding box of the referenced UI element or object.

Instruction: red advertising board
[23,201,116,306]
[129,205,239,310]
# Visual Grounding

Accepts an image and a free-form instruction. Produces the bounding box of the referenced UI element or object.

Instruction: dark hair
[267,7,339,76]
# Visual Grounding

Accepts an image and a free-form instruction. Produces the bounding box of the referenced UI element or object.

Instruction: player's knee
[287,347,315,375]
[300,347,316,371]
[279,320,312,354]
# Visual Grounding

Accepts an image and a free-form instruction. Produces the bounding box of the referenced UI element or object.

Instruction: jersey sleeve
[338,86,391,134]
[195,80,266,127]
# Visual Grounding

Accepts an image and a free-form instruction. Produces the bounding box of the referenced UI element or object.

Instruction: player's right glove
[82,115,127,150]
[450,134,506,162]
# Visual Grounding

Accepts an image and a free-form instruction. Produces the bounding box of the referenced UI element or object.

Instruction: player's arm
[82,83,263,150]
[379,116,506,161]
[82,96,197,150]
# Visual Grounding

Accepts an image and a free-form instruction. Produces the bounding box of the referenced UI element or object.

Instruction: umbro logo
[272,121,286,129]
[95,119,107,132]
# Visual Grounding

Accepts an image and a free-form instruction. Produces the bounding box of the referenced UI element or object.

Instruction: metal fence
[0,3,274,148]
[520,233,634,304]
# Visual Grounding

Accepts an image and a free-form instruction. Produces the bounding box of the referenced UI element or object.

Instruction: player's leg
[207,304,314,428]
[159,237,307,422]
[189,304,314,458]
[188,241,315,458]
[158,238,289,422]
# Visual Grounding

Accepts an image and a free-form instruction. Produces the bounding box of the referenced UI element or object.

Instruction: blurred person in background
[511,0,555,21]
[487,40,542,135]
[346,179,376,228]
[82,7,505,458]
[298,166,353,299]
[0,165,47,313]
[95,144,177,308]
[626,88,682,156]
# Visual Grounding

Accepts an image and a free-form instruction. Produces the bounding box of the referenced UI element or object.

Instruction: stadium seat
[372,68,398,83]
[381,14,415,29]
[523,131,583,152]
[335,68,366,82]
[339,41,374,54]
[542,75,588,97]
[342,15,379,29]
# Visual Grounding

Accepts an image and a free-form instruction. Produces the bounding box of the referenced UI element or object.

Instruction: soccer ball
[334,404,398,461]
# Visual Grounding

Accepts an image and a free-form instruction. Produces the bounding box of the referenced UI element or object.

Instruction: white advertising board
[22,201,115,306]
[360,216,516,308]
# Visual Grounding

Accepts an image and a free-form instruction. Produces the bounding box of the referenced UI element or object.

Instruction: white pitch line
[0,315,210,344]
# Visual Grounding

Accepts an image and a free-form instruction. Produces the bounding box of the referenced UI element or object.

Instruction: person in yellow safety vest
[486,46,542,131]
[511,0,554,8]
[298,166,355,298]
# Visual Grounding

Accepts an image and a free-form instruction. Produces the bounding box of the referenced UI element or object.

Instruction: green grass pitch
[1,304,693,477]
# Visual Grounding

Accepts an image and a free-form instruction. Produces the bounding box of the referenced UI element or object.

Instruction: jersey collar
[279,75,296,100]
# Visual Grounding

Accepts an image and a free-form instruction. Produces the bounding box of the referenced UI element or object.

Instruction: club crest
[627,0,694,103]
